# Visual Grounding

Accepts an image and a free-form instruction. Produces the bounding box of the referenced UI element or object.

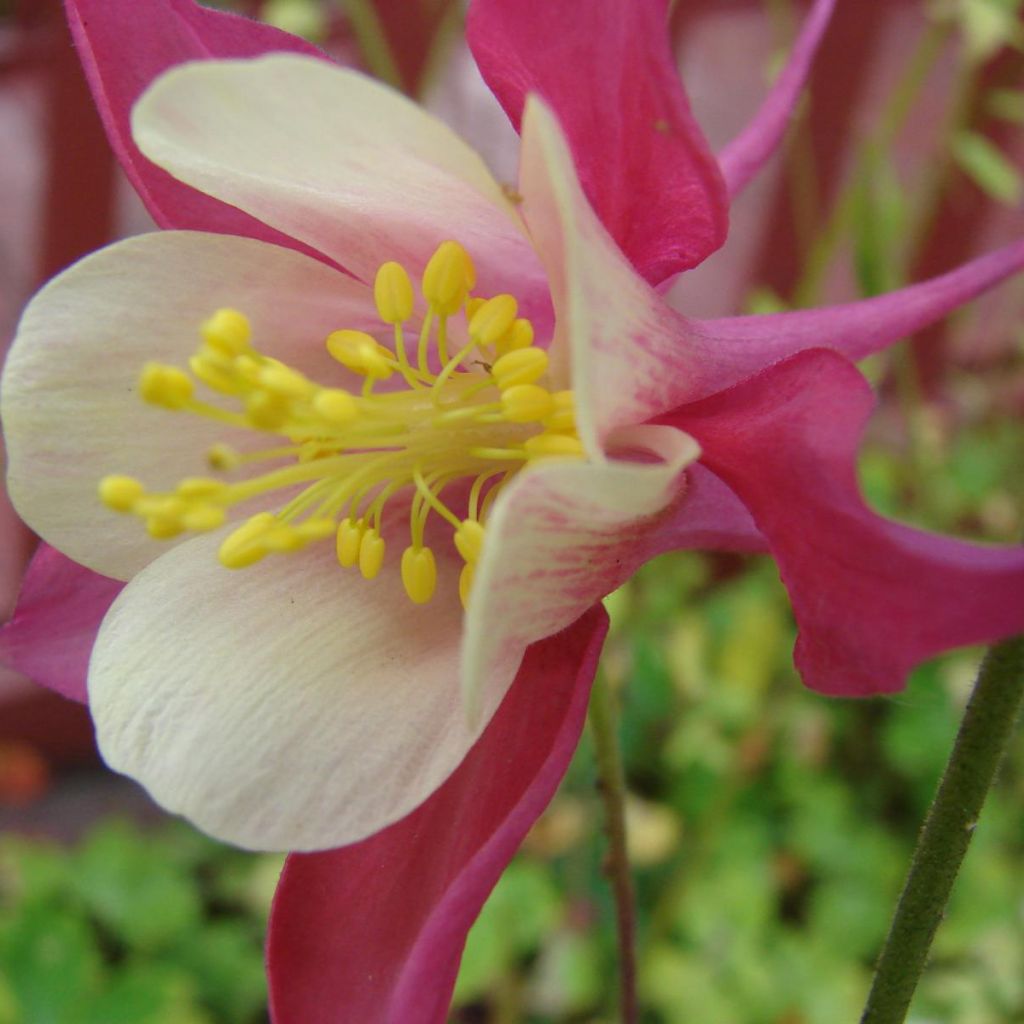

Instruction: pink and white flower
[1,0,1022,1019]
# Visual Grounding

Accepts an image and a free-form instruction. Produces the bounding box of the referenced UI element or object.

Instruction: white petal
[132,55,548,312]
[462,425,700,718]
[2,231,376,582]
[517,97,694,452]
[89,530,516,851]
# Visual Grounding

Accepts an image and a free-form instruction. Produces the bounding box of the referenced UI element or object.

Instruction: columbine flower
[2,0,1023,1019]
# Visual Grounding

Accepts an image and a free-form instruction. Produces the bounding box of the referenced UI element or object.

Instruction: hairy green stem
[589,672,639,1024]
[860,636,1024,1024]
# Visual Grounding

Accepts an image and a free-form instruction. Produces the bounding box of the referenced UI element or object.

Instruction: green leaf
[71,822,201,951]
[952,131,1023,205]
[0,904,101,1024]
[527,930,603,1016]
[852,150,907,297]
[0,837,69,908]
[453,860,561,1004]
[167,922,266,1022]
[82,965,211,1024]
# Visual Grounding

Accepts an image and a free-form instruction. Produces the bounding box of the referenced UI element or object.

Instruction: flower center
[99,241,583,606]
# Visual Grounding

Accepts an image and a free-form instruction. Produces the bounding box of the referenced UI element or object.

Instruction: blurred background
[0,0,1022,1021]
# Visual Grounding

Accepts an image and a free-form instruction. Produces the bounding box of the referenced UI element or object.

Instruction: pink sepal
[266,606,607,1023]
[65,0,332,257]
[717,0,836,198]
[663,350,1024,697]
[694,239,1024,378]
[0,544,122,704]
[467,0,728,284]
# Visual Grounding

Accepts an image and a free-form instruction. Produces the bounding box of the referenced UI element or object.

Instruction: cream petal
[517,97,694,453]
[461,425,700,719]
[2,231,377,581]
[89,529,516,852]
[132,55,548,309]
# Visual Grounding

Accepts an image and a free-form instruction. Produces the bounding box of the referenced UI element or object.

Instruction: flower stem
[588,671,639,1024]
[860,636,1024,1024]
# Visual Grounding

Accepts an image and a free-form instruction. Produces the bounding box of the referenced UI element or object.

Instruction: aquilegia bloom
[2,0,1024,1019]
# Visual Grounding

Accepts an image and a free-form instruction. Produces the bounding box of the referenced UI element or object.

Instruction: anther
[459,562,474,609]
[200,308,251,357]
[543,391,576,432]
[146,516,183,540]
[257,361,315,400]
[468,294,518,346]
[181,504,227,532]
[261,524,305,553]
[99,475,145,512]
[189,353,238,395]
[134,495,186,519]
[358,528,385,579]
[492,348,548,390]
[374,262,414,324]
[495,318,534,355]
[524,432,586,459]
[245,391,289,430]
[326,330,394,380]
[140,363,194,409]
[454,519,485,564]
[336,518,364,567]
[401,545,437,604]
[219,513,275,569]
[313,388,358,425]
[176,477,226,499]
[422,241,475,316]
[207,443,242,471]
[501,384,554,423]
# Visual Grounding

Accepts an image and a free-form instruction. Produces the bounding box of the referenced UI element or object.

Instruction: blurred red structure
[1,0,115,768]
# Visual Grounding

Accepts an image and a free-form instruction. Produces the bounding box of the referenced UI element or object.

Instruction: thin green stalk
[589,671,639,1024]
[860,636,1024,1024]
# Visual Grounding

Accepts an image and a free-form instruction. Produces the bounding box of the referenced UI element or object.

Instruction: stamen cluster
[99,241,583,605]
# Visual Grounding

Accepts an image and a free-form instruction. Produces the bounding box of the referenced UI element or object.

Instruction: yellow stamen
[524,432,586,459]
[140,363,193,409]
[201,308,252,357]
[422,241,475,316]
[459,562,475,609]
[501,384,554,423]
[401,545,437,604]
[314,388,358,425]
[359,528,385,580]
[543,390,577,432]
[492,347,549,390]
[496,318,534,355]
[99,475,145,512]
[100,242,587,605]
[336,517,364,567]
[454,519,485,564]
[374,262,414,324]
[327,329,394,380]
[468,294,518,346]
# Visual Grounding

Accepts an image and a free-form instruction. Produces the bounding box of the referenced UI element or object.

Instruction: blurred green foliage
[0,823,280,1024]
